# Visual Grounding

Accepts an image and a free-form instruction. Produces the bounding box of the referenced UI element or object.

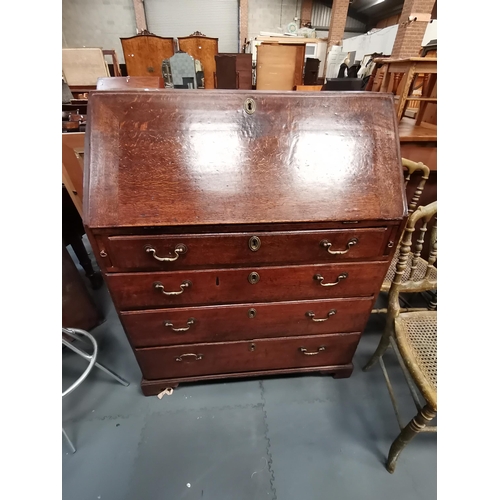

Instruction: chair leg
[94,361,130,387]
[363,320,393,371]
[62,427,76,454]
[386,404,436,473]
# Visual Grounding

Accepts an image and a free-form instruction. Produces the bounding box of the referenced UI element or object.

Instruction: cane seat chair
[363,201,437,473]
[379,158,431,294]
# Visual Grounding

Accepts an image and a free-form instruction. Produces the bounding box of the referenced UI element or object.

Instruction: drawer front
[135,333,361,380]
[104,228,389,271]
[107,261,388,309]
[121,297,374,347]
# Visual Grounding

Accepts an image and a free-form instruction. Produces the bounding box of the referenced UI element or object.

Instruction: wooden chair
[363,201,437,473]
[377,158,431,295]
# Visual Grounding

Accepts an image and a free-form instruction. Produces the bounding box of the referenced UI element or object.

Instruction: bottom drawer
[135,333,360,380]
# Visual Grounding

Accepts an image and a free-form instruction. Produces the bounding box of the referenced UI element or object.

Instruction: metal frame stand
[62,327,129,453]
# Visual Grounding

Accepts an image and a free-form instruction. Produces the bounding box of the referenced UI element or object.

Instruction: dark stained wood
[120,34,175,77]
[135,333,361,380]
[62,243,102,330]
[84,89,407,393]
[215,54,237,89]
[234,53,252,90]
[120,297,373,347]
[96,76,164,90]
[140,363,353,395]
[216,53,252,90]
[121,297,374,347]
[178,35,218,89]
[104,227,390,272]
[105,261,388,310]
[83,91,406,228]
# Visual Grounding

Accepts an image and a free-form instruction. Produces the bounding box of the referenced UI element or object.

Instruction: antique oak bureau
[83,90,407,396]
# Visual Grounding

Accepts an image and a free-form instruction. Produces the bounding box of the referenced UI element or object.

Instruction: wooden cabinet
[178,34,218,89]
[84,90,406,395]
[120,33,175,77]
[215,53,252,89]
[256,43,305,90]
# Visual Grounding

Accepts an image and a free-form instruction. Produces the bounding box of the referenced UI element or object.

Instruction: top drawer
[103,228,389,272]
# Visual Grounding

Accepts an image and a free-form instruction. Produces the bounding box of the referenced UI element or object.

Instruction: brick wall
[62,0,137,64]
[300,0,313,27]
[327,0,350,48]
[391,0,436,58]
[240,0,249,49]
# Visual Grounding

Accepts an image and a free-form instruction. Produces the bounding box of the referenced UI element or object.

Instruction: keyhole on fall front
[244,98,255,115]
[216,276,219,286]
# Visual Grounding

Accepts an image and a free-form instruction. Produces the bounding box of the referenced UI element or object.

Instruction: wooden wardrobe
[178,33,219,89]
[121,32,175,77]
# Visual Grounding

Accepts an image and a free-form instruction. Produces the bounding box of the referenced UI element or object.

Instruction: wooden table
[375,57,437,122]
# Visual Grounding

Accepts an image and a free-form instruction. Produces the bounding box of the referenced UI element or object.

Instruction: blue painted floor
[63,239,436,500]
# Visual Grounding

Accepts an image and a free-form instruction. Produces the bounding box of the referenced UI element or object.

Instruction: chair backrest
[402,158,430,214]
[388,201,437,315]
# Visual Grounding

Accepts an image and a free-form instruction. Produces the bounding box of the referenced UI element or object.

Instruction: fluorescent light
[358,0,386,12]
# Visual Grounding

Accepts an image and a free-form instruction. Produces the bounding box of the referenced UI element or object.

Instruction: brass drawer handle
[145,243,187,262]
[320,238,358,255]
[153,280,192,295]
[175,353,203,362]
[313,273,348,287]
[299,346,326,356]
[164,317,195,332]
[306,309,336,322]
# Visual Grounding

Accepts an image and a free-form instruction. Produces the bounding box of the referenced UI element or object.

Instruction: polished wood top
[399,117,437,142]
[374,57,437,64]
[83,90,406,228]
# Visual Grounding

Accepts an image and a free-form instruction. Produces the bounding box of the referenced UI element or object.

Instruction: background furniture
[363,202,437,473]
[62,48,109,86]
[295,85,323,91]
[84,90,406,396]
[375,57,437,123]
[304,58,320,85]
[62,243,102,331]
[62,327,129,453]
[256,43,305,90]
[178,32,219,89]
[120,31,175,77]
[215,53,252,89]
[96,76,164,90]
[321,78,364,91]
[62,133,103,290]
[163,52,200,89]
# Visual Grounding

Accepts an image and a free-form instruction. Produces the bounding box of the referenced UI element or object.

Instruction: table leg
[416,73,437,126]
[396,65,416,121]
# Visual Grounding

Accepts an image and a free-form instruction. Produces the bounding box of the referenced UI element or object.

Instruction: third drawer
[120,296,374,347]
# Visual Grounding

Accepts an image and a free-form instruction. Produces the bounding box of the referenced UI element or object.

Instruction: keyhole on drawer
[248,308,257,318]
[216,276,220,286]
[249,343,256,352]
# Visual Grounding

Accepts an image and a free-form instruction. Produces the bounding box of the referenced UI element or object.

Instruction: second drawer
[120,297,374,347]
[107,261,387,309]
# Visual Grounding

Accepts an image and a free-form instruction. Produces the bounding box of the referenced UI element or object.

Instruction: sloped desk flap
[84,90,406,228]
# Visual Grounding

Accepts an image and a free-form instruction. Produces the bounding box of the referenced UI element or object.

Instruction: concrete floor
[63,240,437,500]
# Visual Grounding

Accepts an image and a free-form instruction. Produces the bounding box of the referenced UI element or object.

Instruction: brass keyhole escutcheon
[248,308,257,318]
[248,236,261,251]
[388,241,394,248]
[99,250,107,258]
[244,98,256,115]
[249,343,256,352]
[248,272,260,284]
[147,66,154,73]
